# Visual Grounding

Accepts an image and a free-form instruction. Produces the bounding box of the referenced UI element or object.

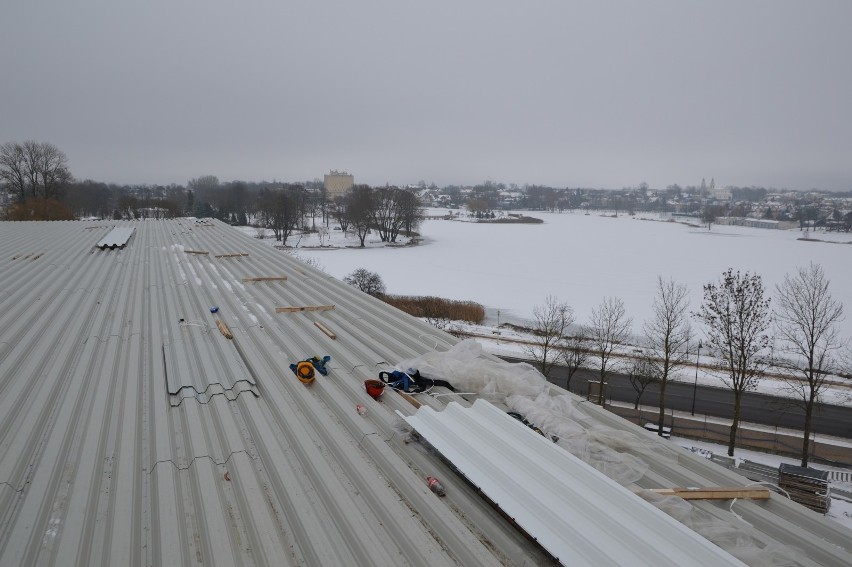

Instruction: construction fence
[608,405,852,467]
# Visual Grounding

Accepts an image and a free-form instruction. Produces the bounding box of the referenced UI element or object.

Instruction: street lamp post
[691,340,702,416]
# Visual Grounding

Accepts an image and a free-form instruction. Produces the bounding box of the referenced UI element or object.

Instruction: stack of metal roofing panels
[95,226,134,249]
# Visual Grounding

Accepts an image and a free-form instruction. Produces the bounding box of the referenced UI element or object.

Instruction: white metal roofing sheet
[403,399,744,567]
[95,226,134,248]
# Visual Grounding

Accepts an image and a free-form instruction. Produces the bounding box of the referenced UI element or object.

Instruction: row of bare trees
[526,263,845,465]
[252,183,424,247]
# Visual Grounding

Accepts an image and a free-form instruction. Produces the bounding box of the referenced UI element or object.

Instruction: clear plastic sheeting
[397,339,649,485]
[398,339,549,402]
[508,392,650,485]
[638,491,805,567]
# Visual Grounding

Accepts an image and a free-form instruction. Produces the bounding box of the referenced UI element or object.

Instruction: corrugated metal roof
[403,399,744,566]
[0,218,850,567]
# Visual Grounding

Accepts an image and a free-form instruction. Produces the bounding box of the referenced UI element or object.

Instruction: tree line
[525,263,846,466]
[0,142,425,242]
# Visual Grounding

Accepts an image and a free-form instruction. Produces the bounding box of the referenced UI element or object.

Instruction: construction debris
[214,252,249,258]
[241,276,288,283]
[185,250,209,255]
[216,319,233,340]
[276,305,335,313]
[314,320,336,339]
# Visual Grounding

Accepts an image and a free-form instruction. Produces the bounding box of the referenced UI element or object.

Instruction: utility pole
[691,341,702,416]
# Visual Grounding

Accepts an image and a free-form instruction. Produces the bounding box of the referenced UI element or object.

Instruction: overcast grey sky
[2,1,850,190]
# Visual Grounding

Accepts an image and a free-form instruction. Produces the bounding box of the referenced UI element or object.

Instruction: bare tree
[644,277,692,436]
[257,185,303,244]
[775,263,845,466]
[1,141,72,202]
[187,175,219,210]
[331,195,351,233]
[695,269,771,456]
[525,296,574,377]
[398,189,425,236]
[371,185,406,242]
[347,185,374,247]
[586,297,633,405]
[628,353,658,409]
[564,331,590,391]
[343,268,386,297]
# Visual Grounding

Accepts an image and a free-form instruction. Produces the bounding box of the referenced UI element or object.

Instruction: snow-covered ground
[279,210,852,343]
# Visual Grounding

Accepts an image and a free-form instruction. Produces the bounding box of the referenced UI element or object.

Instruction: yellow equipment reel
[296,361,316,384]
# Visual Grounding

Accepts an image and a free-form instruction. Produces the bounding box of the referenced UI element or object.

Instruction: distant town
[2,142,851,231]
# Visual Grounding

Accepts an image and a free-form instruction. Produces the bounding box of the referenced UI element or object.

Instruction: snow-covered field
[288,211,852,340]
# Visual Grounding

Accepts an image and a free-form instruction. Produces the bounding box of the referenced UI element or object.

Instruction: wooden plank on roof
[242,276,288,283]
[215,252,249,258]
[185,250,209,255]
[645,487,771,500]
[396,390,422,408]
[275,305,335,314]
[314,321,336,339]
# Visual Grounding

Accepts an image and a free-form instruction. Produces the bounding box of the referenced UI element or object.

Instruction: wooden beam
[396,390,422,409]
[644,487,770,500]
[275,305,335,314]
[241,276,288,283]
[314,321,337,339]
[215,252,249,259]
[184,250,209,255]
[216,319,233,340]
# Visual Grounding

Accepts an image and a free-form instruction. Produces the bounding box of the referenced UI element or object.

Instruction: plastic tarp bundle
[398,340,797,567]
[638,491,804,567]
[397,339,650,485]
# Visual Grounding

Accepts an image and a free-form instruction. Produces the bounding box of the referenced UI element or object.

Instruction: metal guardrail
[827,470,852,483]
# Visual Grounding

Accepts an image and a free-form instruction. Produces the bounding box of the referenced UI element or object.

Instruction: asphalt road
[500,357,852,439]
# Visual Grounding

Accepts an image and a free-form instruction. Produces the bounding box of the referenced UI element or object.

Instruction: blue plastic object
[210,306,219,313]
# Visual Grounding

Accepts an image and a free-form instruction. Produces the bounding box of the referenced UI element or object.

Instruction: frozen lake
[297,211,852,338]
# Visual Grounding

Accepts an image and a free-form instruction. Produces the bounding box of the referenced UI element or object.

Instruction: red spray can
[426,476,446,497]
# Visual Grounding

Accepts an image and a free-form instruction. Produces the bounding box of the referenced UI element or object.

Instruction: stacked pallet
[778,463,831,514]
